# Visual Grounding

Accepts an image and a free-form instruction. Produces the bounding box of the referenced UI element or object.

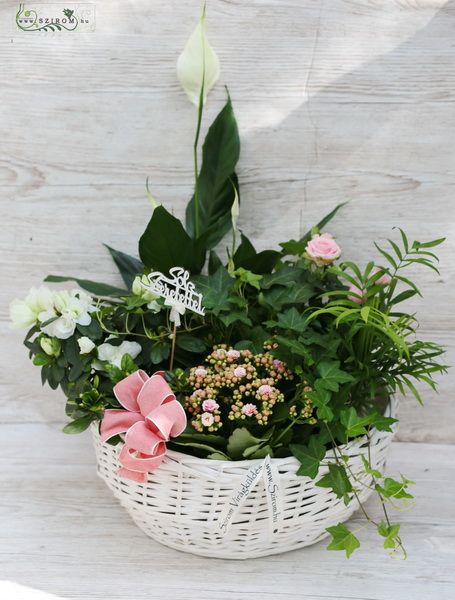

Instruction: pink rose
[234,366,247,378]
[305,233,341,267]
[202,399,219,412]
[372,266,391,286]
[348,284,366,305]
[201,412,215,427]
[241,403,257,416]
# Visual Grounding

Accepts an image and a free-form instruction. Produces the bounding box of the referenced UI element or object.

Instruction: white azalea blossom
[97,340,142,368]
[78,336,96,354]
[177,9,220,106]
[132,275,162,313]
[164,297,186,327]
[9,286,54,328]
[40,289,96,340]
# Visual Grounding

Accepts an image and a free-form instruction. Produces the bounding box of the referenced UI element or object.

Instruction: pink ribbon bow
[100,370,187,483]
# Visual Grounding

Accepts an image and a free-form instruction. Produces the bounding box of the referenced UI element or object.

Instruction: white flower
[41,289,96,340]
[97,340,142,368]
[9,286,54,328]
[78,336,96,354]
[177,8,220,106]
[40,336,61,357]
[164,298,186,327]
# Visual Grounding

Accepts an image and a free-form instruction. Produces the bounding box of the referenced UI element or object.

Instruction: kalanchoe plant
[10,9,447,560]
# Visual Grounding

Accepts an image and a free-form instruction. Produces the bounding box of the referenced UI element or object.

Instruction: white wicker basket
[92,398,397,559]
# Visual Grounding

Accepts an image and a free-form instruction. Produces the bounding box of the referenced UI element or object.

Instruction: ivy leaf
[316,463,352,504]
[45,275,126,297]
[262,283,314,310]
[369,412,398,432]
[375,476,414,500]
[326,522,360,558]
[219,312,252,327]
[360,455,382,479]
[279,239,307,257]
[291,438,326,478]
[261,266,304,289]
[276,307,307,332]
[193,266,234,314]
[317,361,354,392]
[377,521,401,550]
[104,245,143,289]
[227,428,268,459]
[340,407,370,438]
[139,205,205,273]
[233,267,263,290]
[185,97,240,248]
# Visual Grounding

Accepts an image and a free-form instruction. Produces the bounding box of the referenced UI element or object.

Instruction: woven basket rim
[92,397,397,469]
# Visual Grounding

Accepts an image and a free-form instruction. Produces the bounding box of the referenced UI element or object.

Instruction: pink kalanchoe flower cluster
[185,344,293,431]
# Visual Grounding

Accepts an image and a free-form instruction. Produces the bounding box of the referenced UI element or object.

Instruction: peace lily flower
[9,286,54,328]
[164,297,186,327]
[97,340,142,369]
[176,7,220,106]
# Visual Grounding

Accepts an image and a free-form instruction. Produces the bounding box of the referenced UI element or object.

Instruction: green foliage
[326,523,360,558]
[290,437,326,478]
[104,245,143,289]
[185,96,240,247]
[316,463,353,505]
[44,275,126,296]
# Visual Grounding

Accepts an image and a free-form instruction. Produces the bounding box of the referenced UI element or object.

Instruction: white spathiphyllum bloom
[9,286,54,328]
[97,340,142,368]
[78,336,96,354]
[177,8,220,106]
[164,297,186,327]
[41,289,96,340]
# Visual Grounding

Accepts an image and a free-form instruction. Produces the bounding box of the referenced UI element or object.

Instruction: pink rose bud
[241,403,257,416]
[201,412,215,427]
[348,284,366,305]
[258,384,273,396]
[194,367,207,378]
[202,399,219,412]
[234,366,247,378]
[372,266,391,286]
[305,233,341,267]
[226,349,241,360]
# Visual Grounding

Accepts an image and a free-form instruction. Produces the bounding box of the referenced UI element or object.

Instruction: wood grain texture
[1,424,454,599]
[0,0,454,442]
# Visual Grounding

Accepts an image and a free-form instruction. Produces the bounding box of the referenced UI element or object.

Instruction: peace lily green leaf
[316,463,353,504]
[176,6,220,106]
[185,98,240,248]
[45,275,126,297]
[326,522,360,558]
[104,245,143,289]
[233,234,281,275]
[171,440,229,459]
[300,202,348,243]
[316,361,354,392]
[139,205,205,273]
[291,438,326,479]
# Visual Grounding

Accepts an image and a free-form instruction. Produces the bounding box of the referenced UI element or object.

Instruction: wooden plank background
[1,0,454,443]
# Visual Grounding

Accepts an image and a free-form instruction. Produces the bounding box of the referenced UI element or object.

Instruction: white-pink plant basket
[92,398,397,559]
